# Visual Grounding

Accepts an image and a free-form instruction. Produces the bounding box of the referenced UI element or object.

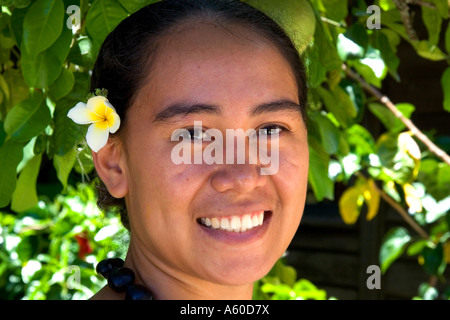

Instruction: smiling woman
[84,0,309,300]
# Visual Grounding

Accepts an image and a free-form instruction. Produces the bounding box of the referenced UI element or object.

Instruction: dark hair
[91,0,308,229]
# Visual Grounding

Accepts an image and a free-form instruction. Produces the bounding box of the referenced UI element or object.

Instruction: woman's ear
[92,139,128,199]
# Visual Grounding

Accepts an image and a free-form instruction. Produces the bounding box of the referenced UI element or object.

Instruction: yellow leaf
[403,183,422,213]
[363,179,380,221]
[398,132,421,160]
[444,241,450,264]
[339,185,364,224]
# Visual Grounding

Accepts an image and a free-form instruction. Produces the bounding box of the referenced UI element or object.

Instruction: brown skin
[91,21,308,300]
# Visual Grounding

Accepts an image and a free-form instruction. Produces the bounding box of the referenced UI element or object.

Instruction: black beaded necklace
[96,258,153,300]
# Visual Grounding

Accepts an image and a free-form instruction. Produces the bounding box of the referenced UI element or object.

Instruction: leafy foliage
[0,0,449,299]
[0,183,128,300]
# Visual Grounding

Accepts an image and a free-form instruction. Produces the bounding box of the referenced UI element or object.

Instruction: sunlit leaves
[375,132,419,185]
[0,184,128,299]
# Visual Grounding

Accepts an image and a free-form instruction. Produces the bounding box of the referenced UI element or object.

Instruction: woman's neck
[123,240,254,300]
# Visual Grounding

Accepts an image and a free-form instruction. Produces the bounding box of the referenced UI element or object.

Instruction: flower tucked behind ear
[67,95,120,153]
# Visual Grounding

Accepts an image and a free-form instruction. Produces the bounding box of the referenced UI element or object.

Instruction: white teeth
[242,215,252,230]
[230,216,241,232]
[220,218,230,230]
[200,211,266,233]
[211,217,220,229]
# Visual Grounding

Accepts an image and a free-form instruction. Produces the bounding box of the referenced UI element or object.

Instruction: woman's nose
[210,163,267,194]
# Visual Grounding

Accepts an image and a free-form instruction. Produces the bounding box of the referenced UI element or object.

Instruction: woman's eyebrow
[249,99,302,117]
[152,99,302,124]
[152,103,223,124]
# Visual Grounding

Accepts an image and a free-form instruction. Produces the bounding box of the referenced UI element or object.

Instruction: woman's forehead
[133,21,298,113]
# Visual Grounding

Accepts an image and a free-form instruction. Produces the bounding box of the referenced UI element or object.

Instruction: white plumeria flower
[67,96,121,153]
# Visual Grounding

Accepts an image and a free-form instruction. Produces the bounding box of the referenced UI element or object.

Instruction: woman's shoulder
[90,285,125,300]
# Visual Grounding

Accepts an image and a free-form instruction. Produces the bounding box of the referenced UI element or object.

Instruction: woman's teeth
[200,211,265,233]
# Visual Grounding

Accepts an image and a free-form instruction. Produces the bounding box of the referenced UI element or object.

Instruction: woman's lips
[197,210,271,233]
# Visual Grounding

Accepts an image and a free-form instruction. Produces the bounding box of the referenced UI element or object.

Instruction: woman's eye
[258,124,286,136]
[172,128,208,141]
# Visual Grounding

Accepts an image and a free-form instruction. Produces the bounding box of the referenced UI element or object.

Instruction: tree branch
[405,0,436,9]
[393,0,419,41]
[342,64,450,166]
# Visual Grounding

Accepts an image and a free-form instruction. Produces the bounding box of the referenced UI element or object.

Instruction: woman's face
[121,22,309,286]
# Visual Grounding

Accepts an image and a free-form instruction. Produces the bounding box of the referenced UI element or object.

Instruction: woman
[70,0,309,300]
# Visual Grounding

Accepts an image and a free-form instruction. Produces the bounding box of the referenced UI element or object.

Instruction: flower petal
[67,102,95,124]
[86,122,110,153]
[104,99,117,113]
[107,111,121,133]
[86,96,109,116]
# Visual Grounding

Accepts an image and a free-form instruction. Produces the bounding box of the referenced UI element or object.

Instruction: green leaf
[304,44,327,88]
[247,0,316,53]
[11,153,42,213]
[380,227,411,273]
[445,23,450,54]
[346,124,375,155]
[317,86,356,128]
[119,0,156,13]
[376,133,417,184]
[67,36,95,68]
[374,31,400,81]
[441,67,450,112]
[368,102,415,133]
[21,25,72,88]
[308,138,334,201]
[422,6,442,46]
[0,139,24,208]
[308,111,341,155]
[53,147,77,190]
[85,0,128,46]
[17,235,39,263]
[422,243,446,276]
[49,68,75,100]
[432,0,449,18]
[52,98,83,156]
[313,20,342,71]
[321,0,348,22]
[415,40,447,61]
[4,94,50,142]
[1,68,29,112]
[379,0,396,11]
[10,7,28,48]
[22,0,64,59]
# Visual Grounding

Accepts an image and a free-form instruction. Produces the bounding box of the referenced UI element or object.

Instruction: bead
[96,258,124,279]
[107,267,135,292]
[125,284,154,300]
